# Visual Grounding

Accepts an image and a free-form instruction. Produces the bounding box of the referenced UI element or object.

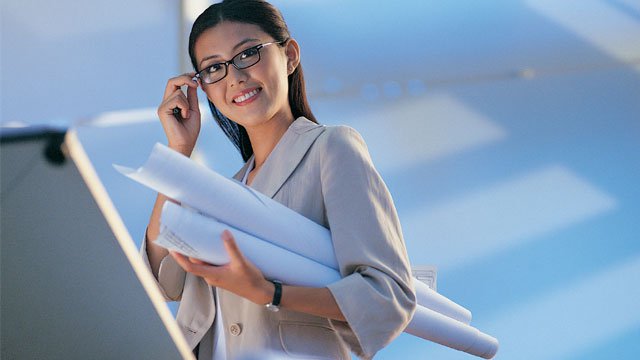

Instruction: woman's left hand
[170,230,272,305]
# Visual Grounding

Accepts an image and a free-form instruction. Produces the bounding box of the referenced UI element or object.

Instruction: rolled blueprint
[157,203,498,359]
[414,280,472,325]
[114,143,472,324]
[157,202,341,287]
[114,144,338,269]
[407,306,498,359]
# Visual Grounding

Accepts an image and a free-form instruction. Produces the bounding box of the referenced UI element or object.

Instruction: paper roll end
[474,331,499,359]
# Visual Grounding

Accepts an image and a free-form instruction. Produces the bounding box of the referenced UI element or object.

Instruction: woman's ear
[284,39,301,75]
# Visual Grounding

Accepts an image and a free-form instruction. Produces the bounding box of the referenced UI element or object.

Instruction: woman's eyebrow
[199,38,261,67]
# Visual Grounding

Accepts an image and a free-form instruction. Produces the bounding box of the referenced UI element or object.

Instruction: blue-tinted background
[3,1,639,358]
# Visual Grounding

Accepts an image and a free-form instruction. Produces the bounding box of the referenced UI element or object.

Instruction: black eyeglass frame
[195,40,288,85]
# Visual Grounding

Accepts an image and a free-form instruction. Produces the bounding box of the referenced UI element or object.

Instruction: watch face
[265,303,280,312]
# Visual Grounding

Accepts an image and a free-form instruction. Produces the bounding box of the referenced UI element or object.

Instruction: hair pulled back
[188,0,317,162]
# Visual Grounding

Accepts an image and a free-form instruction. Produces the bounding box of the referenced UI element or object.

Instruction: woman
[142,1,415,359]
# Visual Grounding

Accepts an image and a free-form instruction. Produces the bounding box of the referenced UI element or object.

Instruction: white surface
[402,165,617,270]
[156,202,341,287]
[114,143,337,268]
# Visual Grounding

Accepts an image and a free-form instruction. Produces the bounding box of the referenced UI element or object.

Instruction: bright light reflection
[83,103,212,127]
[351,93,506,173]
[3,1,169,41]
[184,0,216,22]
[86,108,158,127]
[526,0,640,71]
[403,165,617,270]
[486,255,640,359]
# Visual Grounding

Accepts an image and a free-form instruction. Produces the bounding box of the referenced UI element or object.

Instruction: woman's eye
[206,64,223,73]
[240,48,259,59]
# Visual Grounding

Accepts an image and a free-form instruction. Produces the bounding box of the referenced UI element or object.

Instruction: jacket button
[229,323,242,336]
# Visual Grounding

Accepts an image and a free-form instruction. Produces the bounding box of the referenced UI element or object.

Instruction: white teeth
[234,89,260,103]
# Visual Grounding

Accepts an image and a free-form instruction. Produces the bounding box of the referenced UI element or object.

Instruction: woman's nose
[226,64,248,87]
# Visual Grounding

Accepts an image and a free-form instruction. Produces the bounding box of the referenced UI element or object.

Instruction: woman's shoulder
[312,123,373,169]
[316,123,367,150]
[291,117,365,147]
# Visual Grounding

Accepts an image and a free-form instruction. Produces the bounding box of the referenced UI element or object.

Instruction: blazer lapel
[233,154,254,181]
[250,117,325,198]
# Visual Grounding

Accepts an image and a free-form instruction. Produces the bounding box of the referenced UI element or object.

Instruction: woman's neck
[245,114,295,168]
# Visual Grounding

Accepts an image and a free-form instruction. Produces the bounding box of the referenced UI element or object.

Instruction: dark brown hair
[188,0,317,161]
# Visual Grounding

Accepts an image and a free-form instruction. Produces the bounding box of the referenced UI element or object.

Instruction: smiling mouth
[233,88,262,104]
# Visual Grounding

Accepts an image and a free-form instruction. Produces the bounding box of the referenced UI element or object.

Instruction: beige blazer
[140,117,416,359]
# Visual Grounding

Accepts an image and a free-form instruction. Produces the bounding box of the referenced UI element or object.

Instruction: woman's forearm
[146,193,171,278]
[279,284,346,322]
[145,145,193,279]
[169,232,347,322]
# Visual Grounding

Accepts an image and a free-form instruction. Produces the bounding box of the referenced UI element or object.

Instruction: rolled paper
[116,143,500,358]
[114,144,338,269]
[414,280,472,324]
[406,306,499,359]
[115,143,473,324]
[157,202,341,287]
[157,203,498,359]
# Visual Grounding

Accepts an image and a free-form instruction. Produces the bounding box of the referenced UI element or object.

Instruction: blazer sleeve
[139,232,186,302]
[320,126,416,359]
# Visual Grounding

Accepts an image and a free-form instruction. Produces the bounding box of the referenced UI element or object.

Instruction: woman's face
[194,21,298,130]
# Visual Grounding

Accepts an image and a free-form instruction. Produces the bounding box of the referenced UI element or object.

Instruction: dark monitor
[1,127,192,359]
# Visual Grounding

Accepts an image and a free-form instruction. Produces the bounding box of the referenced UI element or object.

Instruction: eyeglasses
[195,41,286,85]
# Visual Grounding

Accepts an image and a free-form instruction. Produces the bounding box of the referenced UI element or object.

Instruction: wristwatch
[265,280,282,312]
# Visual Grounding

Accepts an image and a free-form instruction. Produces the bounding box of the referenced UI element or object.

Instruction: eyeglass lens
[201,46,262,84]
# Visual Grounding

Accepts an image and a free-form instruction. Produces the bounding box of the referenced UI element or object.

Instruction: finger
[222,230,245,264]
[171,90,191,119]
[170,251,196,270]
[169,251,188,267]
[160,90,190,119]
[171,252,210,276]
[163,73,198,100]
[190,257,213,266]
[187,83,200,113]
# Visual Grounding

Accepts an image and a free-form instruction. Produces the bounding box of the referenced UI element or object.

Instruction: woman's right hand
[157,73,201,156]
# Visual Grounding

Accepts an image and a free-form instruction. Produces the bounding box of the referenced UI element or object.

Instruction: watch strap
[271,280,282,307]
